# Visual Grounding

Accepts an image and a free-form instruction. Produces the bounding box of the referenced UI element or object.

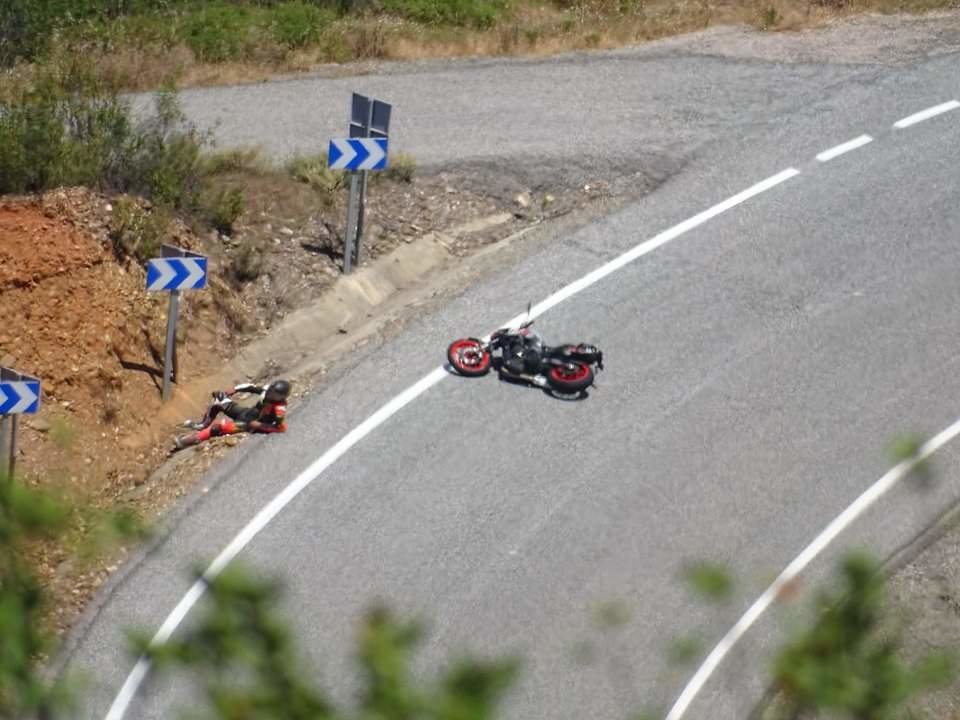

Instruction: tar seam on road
[893,100,960,129]
[664,416,960,720]
[103,166,802,720]
[816,134,874,163]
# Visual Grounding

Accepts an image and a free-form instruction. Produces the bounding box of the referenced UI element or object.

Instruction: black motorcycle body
[446,318,604,394]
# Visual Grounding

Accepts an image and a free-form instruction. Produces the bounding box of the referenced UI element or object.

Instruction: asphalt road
[72,22,960,720]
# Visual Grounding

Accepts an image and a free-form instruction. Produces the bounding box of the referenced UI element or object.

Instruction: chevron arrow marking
[328,138,389,171]
[361,139,388,170]
[350,139,371,168]
[328,139,355,170]
[147,259,177,291]
[147,258,208,291]
[0,381,40,414]
[170,260,190,289]
[183,258,207,289]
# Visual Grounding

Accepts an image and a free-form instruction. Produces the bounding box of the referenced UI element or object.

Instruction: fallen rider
[173,379,291,451]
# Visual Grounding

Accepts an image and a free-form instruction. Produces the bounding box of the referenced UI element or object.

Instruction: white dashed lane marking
[816,134,874,162]
[893,100,960,129]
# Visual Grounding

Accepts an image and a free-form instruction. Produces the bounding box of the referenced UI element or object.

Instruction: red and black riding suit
[176,384,287,448]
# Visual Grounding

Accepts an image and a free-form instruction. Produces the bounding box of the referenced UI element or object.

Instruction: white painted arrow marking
[0,382,38,413]
[9,382,38,413]
[361,140,387,170]
[148,260,177,291]
[183,259,205,289]
[329,139,356,170]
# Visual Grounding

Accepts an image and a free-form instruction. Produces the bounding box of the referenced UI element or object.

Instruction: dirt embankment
[0,191,230,629]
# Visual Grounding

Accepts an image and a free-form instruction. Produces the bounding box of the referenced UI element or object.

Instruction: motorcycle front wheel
[447,338,492,376]
[547,362,594,393]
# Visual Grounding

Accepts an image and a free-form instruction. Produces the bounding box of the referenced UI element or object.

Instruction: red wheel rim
[450,340,489,371]
[550,363,590,382]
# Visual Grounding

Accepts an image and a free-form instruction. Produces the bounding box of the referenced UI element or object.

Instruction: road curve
[70,32,960,720]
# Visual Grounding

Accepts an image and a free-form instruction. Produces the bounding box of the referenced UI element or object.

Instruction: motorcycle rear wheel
[547,362,594,393]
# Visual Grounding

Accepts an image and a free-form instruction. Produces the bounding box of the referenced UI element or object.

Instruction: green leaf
[682,561,734,603]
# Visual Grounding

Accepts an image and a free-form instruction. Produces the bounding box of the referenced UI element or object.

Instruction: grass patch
[383,152,417,183]
[49,418,77,451]
[205,187,246,235]
[286,152,348,200]
[381,0,507,28]
[272,1,337,49]
[201,146,271,176]
[183,2,263,62]
[4,0,959,92]
[231,237,266,282]
[108,198,172,263]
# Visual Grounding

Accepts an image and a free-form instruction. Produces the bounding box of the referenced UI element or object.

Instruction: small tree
[0,473,73,719]
[771,552,953,720]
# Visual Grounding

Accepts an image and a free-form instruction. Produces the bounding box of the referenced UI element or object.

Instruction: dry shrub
[231,238,265,283]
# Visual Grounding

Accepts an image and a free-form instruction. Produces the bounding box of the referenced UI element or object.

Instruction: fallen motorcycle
[446,313,604,395]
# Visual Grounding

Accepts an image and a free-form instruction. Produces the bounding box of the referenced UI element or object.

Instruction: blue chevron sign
[146,256,207,292]
[328,138,389,171]
[0,377,40,414]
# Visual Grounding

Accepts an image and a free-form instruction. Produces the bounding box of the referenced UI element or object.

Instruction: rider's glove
[233,383,259,394]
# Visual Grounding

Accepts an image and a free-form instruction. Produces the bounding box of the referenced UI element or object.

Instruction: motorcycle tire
[546,362,594,393]
[447,338,492,377]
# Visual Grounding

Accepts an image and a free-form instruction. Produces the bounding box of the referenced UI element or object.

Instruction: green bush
[0,59,209,208]
[183,3,259,62]
[231,238,265,282]
[108,197,171,262]
[381,0,505,27]
[272,1,335,49]
[0,58,134,193]
[287,152,347,193]
[116,87,210,211]
[0,0,157,65]
[205,187,245,235]
[201,146,270,175]
[98,11,183,50]
[383,152,416,183]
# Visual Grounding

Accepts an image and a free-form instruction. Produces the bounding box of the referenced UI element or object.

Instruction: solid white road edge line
[816,135,874,163]
[893,100,960,129]
[664,415,960,720]
[103,166,801,720]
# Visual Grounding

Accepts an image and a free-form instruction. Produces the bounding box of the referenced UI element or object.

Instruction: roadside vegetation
[0,46,421,644]
[0,53,415,277]
[2,0,956,91]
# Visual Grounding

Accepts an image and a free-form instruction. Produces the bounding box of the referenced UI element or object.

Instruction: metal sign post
[162,290,181,402]
[331,92,391,274]
[147,244,208,401]
[0,416,9,479]
[343,173,361,275]
[9,415,18,479]
[329,136,389,274]
[353,96,389,268]
[0,367,41,479]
